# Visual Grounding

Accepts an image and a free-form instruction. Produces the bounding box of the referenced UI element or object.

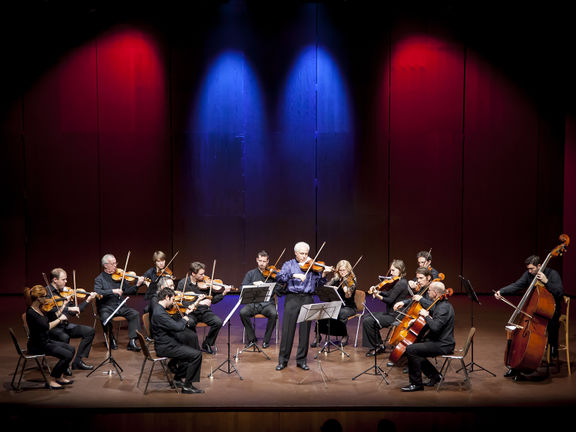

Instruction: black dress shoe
[64,367,73,377]
[504,368,518,378]
[310,335,322,348]
[296,363,310,371]
[56,379,74,385]
[72,360,94,370]
[202,344,215,355]
[423,374,443,386]
[401,384,424,392]
[386,361,395,367]
[340,336,349,347]
[275,363,287,371]
[127,338,141,352]
[45,383,64,390]
[366,346,386,357]
[181,384,205,394]
[262,342,270,349]
[109,338,118,350]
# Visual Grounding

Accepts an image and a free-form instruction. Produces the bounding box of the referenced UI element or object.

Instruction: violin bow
[208,259,216,298]
[265,248,286,283]
[302,241,326,279]
[157,250,179,282]
[118,251,131,296]
[73,270,78,309]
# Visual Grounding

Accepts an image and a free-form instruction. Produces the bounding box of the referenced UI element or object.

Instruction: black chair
[9,328,51,391]
[135,330,177,394]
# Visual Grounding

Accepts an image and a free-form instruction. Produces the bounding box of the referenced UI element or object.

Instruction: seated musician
[362,259,410,356]
[94,254,144,352]
[311,259,357,347]
[46,268,98,371]
[151,287,204,394]
[26,285,75,389]
[239,250,280,349]
[399,281,455,392]
[409,251,440,290]
[494,254,564,377]
[142,250,173,313]
[176,261,231,354]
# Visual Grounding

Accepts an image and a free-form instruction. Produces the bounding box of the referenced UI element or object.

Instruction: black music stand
[235,283,275,360]
[314,285,350,358]
[296,301,341,386]
[459,275,495,376]
[87,297,129,380]
[352,302,389,384]
[208,294,245,380]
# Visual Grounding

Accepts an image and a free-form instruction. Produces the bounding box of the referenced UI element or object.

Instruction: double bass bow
[500,234,569,373]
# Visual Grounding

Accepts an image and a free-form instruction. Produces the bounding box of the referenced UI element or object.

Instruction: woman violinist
[26,285,75,389]
[362,259,411,356]
[143,250,175,314]
[311,260,357,347]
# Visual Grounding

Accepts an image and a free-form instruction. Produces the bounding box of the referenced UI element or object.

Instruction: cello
[502,234,569,373]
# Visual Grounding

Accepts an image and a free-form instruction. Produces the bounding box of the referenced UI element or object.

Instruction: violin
[299,259,332,273]
[111,268,151,283]
[59,287,101,299]
[388,287,453,364]
[41,295,68,312]
[368,276,400,295]
[157,267,175,280]
[262,265,280,279]
[198,276,234,292]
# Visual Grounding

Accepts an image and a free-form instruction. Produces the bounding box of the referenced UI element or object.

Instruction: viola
[111,268,151,283]
[503,234,569,373]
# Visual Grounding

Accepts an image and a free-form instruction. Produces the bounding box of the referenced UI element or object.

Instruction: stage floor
[1,294,574,431]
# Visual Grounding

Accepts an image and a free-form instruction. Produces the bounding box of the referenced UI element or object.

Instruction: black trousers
[278,293,313,365]
[44,340,75,378]
[188,306,222,347]
[49,322,95,362]
[316,306,356,337]
[362,312,396,348]
[239,302,278,344]
[156,343,202,385]
[99,305,141,339]
[174,327,201,350]
[405,341,452,386]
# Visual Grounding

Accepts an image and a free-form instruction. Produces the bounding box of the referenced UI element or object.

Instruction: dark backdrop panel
[563,115,575,296]
[96,28,171,276]
[462,52,539,293]
[22,43,101,289]
[388,28,464,288]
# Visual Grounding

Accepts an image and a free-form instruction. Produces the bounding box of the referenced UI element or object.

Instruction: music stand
[459,275,495,376]
[87,297,129,380]
[296,301,341,386]
[235,283,275,360]
[314,285,350,358]
[352,302,389,384]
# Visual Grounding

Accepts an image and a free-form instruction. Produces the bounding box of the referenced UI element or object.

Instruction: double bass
[503,234,569,373]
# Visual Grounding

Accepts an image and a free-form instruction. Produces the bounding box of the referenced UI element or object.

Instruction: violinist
[94,254,143,352]
[409,251,440,290]
[142,250,171,313]
[46,268,98,371]
[311,259,357,347]
[151,287,204,394]
[362,259,410,356]
[239,250,280,349]
[176,261,231,354]
[26,285,75,389]
[400,281,455,392]
[494,254,564,377]
[274,241,333,371]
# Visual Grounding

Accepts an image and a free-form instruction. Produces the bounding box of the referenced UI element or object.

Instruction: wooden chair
[547,296,571,376]
[135,330,177,395]
[347,290,366,347]
[9,328,51,391]
[436,327,476,391]
[141,312,154,344]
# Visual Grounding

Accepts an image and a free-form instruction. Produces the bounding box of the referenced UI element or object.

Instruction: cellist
[494,254,564,378]
[400,281,455,392]
[409,250,440,290]
[362,259,410,357]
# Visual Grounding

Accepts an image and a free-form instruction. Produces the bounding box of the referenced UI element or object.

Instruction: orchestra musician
[409,251,440,290]
[176,261,231,354]
[274,241,333,371]
[362,259,410,356]
[399,281,455,392]
[311,259,357,347]
[239,250,280,349]
[151,287,204,394]
[494,254,564,378]
[46,268,98,371]
[94,254,144,352]
[142,250,170,314]
[26,285,75,389]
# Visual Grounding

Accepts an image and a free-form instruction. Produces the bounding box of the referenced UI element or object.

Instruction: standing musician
[46,268,98,371]
[94,254,144,352]
[26,285,75,389]
[239,250,280,349]
[399,281,455,392]
[274,241,333,371]
[311,259,357,347]
[362,259,410,356]
[409,251,440,289]
[494,254,564,377]
[176,261,231,354]
[152,287,204,394]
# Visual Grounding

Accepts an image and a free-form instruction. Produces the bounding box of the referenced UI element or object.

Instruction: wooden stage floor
[1,294,574,431]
